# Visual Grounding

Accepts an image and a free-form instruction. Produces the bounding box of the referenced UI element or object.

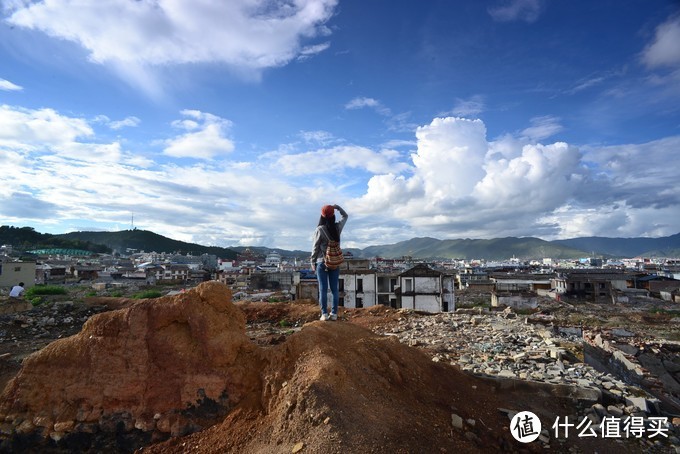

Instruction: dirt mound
[0,282,263,452]
[145,315,516,454]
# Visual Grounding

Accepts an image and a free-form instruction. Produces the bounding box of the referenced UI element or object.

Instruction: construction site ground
[0,289,678,453]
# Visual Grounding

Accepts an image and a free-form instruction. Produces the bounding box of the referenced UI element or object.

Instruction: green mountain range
[359,236,589,260]
[3,225,679,260]
[56,229,239,260]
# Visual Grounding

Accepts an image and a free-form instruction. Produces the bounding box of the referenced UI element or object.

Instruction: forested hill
[0,226,111,254]
[56,229,238,259]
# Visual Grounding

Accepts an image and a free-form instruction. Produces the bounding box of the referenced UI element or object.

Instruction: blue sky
[1,0,679,252]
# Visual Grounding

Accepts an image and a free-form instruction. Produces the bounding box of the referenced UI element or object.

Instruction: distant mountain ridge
[552,233,680,259]
[359,236,589,260]
[359,234,680,260]
[3,225,679,260]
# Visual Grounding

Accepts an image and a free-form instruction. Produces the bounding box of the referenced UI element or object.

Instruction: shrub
[25,285,68,297]
[24,285,67,306]
[132,290,163,299]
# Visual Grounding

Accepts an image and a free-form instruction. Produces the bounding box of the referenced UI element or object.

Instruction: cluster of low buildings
[2,244,680,311]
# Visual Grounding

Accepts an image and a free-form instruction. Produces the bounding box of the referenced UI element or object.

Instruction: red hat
[321,205,335,218]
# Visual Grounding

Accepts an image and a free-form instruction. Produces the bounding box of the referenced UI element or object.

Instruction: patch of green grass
[27,296,43,306]
[648,307,680,317]
[86,291,98,297]
[278,319,291,328]
[25,285,67,297]
[25,285,68,305]
[132,290,163,299]
[109,290,124,297]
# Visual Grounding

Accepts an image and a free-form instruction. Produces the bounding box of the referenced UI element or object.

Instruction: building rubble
[377,308,680,451]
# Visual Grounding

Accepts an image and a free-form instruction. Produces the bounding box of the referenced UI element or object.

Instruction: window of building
[357,277,363,293]
[14,266,21,272]
[339,278,345,292]
[404,278,413,292]
[356,297,363,308]
[390,278,397,292]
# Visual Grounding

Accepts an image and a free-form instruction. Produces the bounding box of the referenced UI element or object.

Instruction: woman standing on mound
[310,204,348,321]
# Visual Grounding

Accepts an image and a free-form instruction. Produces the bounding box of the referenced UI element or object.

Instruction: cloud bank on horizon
[1,0,679,252]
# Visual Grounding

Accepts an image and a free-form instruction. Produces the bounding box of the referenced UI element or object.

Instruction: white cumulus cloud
[164,110,235,159]
[349,116,679,243]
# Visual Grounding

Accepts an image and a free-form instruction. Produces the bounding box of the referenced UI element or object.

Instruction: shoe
[320,313,329,321]
[330,313,338,321]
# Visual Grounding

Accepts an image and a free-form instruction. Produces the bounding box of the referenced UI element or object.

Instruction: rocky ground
[0,285,679,453]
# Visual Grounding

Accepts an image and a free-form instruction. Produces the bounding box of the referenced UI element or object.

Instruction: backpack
[321,227,344,270]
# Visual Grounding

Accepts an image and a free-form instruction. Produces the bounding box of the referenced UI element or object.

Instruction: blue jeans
[316,264,340,315]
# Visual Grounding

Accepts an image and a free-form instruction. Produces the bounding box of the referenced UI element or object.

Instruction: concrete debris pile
[584,329,680,414]
[380,310,652,402]
[0,302,109,356]
[380,309,680,451]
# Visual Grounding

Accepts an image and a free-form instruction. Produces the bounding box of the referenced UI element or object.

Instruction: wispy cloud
[488,0,544,23]
[520,115,563,141]
[447,95,485,117]
[0,78,22,91]
[109,116,141,130]
[276,145,408,176]
[297,42,331,61]
[345,97,391,116]
[298,130,337,146]
[567,76,607,94]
